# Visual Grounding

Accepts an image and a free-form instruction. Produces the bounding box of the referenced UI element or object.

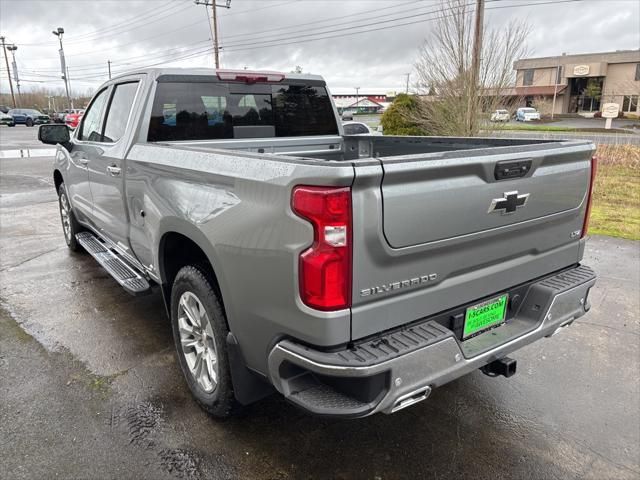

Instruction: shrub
[380,94,427,136]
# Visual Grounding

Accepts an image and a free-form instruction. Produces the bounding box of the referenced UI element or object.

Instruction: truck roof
[107,67,325,84]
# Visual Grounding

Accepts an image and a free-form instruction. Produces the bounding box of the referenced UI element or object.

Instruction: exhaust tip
[389,386,432,413]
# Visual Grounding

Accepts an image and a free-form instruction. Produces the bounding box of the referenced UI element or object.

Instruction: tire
[57,182,83,252]
[26,118,33,127]
[8,123,15,127]
[170,265,240,418]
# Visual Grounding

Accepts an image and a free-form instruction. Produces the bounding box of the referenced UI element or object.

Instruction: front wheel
[170,265,240,418]
[26,118,33,127]
[58,183,83,252]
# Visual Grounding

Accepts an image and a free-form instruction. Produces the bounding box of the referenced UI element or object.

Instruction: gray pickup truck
[38,68,597,418]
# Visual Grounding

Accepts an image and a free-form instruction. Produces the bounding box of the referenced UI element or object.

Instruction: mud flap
[226,332,274,405]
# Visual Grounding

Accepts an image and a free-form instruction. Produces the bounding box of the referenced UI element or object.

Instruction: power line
[221,0,582,52]
[4,0,584,86]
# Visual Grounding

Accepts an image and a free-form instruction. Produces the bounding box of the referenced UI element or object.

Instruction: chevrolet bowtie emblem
[488,191,530,214]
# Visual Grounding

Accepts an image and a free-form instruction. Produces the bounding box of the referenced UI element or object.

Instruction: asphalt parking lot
[1,125,639,480]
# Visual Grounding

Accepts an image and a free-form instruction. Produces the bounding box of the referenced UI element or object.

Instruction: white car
[490,109,510,122]
[516,107,541,122]
[342,121,381,136]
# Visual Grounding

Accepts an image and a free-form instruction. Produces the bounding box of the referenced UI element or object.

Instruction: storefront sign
[602,103,620,119]
[573,65,590,76]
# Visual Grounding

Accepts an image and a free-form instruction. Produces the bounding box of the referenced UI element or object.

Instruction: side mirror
[38,124,70,146]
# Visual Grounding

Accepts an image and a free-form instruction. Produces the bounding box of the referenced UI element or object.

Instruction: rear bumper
[268,265,596,417]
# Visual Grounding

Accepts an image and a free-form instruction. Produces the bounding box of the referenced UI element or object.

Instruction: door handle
[78,157,89,165]
[106,165,121,176]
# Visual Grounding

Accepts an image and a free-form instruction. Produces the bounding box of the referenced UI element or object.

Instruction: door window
[79,88,109,142]
[103,82,140,143]
[343,123,369,135]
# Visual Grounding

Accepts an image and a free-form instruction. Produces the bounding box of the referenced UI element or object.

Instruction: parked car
[515,107,541,122]
[342,121,381,136]
[0,111,15,126]
[65,110,85,129]
[55,108,83,124]
[0,105,9,114]
[8,108,50,127]
[341,110,355,121]
[490,109,510,122]
[38,68,597,419]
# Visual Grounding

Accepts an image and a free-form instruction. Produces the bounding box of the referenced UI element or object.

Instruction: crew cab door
[67,87,110,223]
[85,80,141,250]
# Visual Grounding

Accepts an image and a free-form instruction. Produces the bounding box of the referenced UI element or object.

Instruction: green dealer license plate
[463,294,508,339]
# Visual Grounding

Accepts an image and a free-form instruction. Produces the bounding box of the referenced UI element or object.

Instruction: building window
[523,69,534,86]
[635,64,640,81]
[622,95,639,113]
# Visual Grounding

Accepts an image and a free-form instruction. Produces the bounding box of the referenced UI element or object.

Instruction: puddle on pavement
[0,148,56,158]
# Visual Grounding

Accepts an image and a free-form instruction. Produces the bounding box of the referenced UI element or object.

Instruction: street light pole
[0,36,16,108]
[404,73,410,94]
[67,66,74,109]
[52,27,71,109]
[108,60,112,79]
[194,0,231,69]
[355,86,360,114]
[7,45,21,105]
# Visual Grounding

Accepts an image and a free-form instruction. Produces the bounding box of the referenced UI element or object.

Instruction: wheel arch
[53,169,63,193]
[156,224,271,404]
[156,223,230,326]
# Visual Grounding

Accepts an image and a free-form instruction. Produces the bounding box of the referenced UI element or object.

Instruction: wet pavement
[1,125,639,479]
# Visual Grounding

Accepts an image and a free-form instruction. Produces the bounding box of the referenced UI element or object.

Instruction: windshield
[521,108,536,113]
[148,81,338,142]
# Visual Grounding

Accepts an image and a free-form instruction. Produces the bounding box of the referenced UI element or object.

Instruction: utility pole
[52,27,71,109]
[7,45,21,105]
[551,61,560,120]
[468,0,485,134]
[0,36,16,108]
[108,60,112,79]
[194,0,231,69]
[404,73,410,94]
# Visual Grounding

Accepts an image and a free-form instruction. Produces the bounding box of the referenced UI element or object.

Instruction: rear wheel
[58,183,83,252]
[170,265,240,418]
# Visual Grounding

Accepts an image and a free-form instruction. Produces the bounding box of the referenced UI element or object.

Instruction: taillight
[581,155,598,238]
[292,186,352,311]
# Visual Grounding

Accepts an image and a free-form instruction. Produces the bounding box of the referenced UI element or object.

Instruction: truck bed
[160,134,567,162]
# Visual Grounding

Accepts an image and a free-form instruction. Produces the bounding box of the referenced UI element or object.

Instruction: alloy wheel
[177,291,219,393]
[59,191,72,244]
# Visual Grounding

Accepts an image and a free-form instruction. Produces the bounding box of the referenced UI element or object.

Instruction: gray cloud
[0,0,638,95]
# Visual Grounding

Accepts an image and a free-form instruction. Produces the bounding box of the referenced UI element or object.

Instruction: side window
[79,88,109,142]
[522,69,534,86]
[343,124,357,135]
[103,82,139,143]
[354,123,369,134]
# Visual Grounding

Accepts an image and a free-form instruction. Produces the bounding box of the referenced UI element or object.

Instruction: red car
[65,110,84,128]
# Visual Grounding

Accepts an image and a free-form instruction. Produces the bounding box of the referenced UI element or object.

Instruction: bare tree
[411,0,531,136]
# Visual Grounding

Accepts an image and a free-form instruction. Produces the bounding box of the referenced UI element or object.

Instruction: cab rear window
[148,82,338,141]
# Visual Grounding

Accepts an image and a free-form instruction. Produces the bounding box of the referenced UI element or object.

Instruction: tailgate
[350,141,595,340]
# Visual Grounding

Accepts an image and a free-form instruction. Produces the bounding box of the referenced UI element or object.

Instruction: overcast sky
[0,0,638,96]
